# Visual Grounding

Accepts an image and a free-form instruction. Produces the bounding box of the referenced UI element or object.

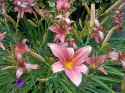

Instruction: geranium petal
[52,61,64,73]
[98,66,108,75]
[65,68,82,86]
[74,46,92,66]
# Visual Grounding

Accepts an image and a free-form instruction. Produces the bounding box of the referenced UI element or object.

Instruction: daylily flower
[15,39,30,58]
[16,78,24,87]
[49,24,71,43]
[109,50,125,69]
[0,1,6,14]
[90,18,104,43]
[56,0,70,11]
[86,51,108,75]
[13,0,35,18]
[0,32,6,50]
[56,12,73,25]
[58,38,78,50]
[112,11,122,31]
[48,43,92,86]
[16,58,40,78]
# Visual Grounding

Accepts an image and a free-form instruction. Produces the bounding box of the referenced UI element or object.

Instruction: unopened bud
[37,78,49,82]
[1,66,15,71]
[28,19,37,27]
[104,0,121,14]
[29,51,46,62]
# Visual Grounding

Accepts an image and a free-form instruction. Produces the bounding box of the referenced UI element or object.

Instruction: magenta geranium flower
[86,52,108,75]
[0,32,6,50]
[48,43,92,86]
[13,0,35,18]
[49,24,71,43]
[15,39,30,58]
[16,58,40,78]
[56,0,70,11]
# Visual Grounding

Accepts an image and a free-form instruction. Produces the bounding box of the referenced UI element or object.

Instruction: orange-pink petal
[74,46,92,66]
[74,64,89,75]
[65,68,82,86]
[25,63,39,71]
[98,66,108,75]
[52,61,65,73]
[16,67,25,78]
[97,54,106,66]
[48,43,69,63]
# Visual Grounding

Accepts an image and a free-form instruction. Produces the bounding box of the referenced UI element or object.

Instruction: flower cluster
[0,0,125,90]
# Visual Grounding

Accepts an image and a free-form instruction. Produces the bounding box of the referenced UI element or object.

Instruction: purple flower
[16,78,24,87]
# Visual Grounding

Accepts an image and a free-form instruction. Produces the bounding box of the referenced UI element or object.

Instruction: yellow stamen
[64,58,75,69]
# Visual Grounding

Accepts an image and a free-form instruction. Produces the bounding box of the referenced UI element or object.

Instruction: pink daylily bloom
[90,18,104,43]
[86,52,108,75]
[48,43,92,86]
[109,50,125,69]
[56,0,70,11]
[15,39,30,58]
[0,32,6,50]
[112,11,122,31]
[56,12,74,25]
[49,24,71,43]
[16,58,40,78]
[58,38,78,50]
[13,0,35,18]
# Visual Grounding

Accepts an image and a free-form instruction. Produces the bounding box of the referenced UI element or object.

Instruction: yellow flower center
[90,62,97,68]
[64,58,75,69]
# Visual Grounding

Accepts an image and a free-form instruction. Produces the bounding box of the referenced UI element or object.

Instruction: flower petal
[65,68,82,86]
[16,67,25,78]
[74,64,89,75]
[52,61,64,73]
[59,34,66,43]
[48,43,70,63]
[0,43,5,50]
[121,60,125,70]
[98,66,108,75]
[74,46,92,66]
[97,54,106,66]
[85,57,94,65]
[25,63,40,71]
